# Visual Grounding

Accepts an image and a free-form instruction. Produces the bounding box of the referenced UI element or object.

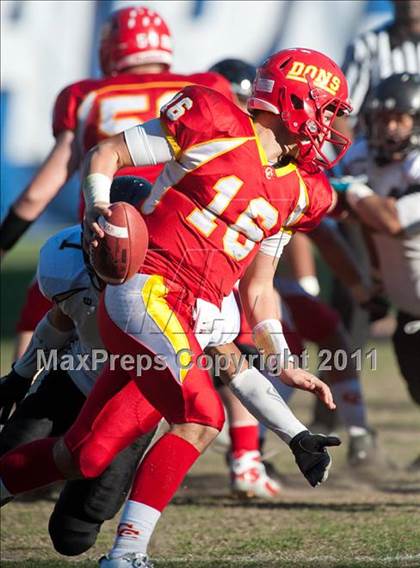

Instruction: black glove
[361,295,390,323]
[290,430,341,487]
[0,368,32,424]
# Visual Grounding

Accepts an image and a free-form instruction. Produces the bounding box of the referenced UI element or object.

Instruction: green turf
[1,240,420,568]
[0,236,47,342]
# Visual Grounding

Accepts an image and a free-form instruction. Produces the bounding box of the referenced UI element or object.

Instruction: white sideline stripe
[98,216,128,238]
[153,554,420,564]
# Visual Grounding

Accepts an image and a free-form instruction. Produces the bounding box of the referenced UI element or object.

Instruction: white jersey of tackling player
[343,142,420,317]
[37,225,240,395]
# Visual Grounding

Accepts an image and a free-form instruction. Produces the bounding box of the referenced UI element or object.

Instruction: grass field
[1,238,420,568]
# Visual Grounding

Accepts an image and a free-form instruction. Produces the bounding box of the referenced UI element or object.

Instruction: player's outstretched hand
[290,430,341,487]
[83,203,112,248]
[280,367,336,410]
[0,368,32,424]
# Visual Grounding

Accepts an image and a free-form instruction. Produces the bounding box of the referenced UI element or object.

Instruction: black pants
[392,311,420,407]
[0,369,156,556]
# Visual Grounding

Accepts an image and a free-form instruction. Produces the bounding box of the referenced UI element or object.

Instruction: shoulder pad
[160,85,252,155]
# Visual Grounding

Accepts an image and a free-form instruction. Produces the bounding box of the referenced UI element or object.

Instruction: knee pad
[0,417,52,456]
[48,508,100,556]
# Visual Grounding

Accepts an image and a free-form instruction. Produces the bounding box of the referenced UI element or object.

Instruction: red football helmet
[248,48,352,169]
[100,6,173,75]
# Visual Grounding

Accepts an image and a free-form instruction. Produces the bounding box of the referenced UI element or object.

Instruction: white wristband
[252,319,292,369]
[346,182,375,209]
[83,173,112,210]
[298,275,320,297]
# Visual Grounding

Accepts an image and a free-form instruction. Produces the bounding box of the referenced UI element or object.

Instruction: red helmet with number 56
[248,48,352,169]
[100,6,173,76]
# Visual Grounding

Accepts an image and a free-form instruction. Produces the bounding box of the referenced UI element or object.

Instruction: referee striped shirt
[343,23,420,116]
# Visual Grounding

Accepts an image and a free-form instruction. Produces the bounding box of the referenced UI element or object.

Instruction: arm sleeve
[229,367,306,444]
[123,119,174,167]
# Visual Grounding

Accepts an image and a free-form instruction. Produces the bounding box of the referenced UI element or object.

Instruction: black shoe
[290,431,341,487]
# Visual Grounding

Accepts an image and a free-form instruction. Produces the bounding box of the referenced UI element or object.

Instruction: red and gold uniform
[16,72,232,333]
[64,84,334,465]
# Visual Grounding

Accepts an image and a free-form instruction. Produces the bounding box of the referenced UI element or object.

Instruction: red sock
[229,425,259,458]
[0,437,63,495]
[129,432,200,512]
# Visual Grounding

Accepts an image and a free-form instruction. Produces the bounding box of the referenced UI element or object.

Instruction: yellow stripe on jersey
[274,162,297,177]
[249,118,270,166]
[160,120,182,158]
[141,275,192,383]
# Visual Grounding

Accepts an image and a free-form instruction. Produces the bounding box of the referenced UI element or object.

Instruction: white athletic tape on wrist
[83,173,112,210]
[14,314,75,378]
[252,319,291,369]
[346,182,375,209]
[97,217,129,238]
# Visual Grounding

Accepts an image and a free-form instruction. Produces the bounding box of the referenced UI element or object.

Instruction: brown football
[90,202,148,285]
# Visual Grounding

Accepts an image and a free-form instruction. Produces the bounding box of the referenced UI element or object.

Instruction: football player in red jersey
[209,58,377,480]
[0,5,233,357]
[0,48,352,567]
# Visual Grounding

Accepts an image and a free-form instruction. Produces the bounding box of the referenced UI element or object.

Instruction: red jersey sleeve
[52,84,80,137]
[159,85,251,157]
[292,169,333,232]
[52,79,96,138]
